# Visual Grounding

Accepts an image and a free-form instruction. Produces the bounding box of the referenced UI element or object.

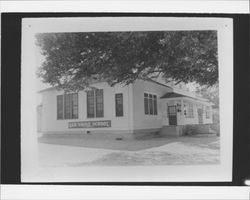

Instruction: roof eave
[160,95,213,105]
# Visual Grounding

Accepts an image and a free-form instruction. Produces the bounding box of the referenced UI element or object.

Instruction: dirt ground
[38,135,220,166]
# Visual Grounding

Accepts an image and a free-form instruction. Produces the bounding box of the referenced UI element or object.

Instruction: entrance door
[168,105,177,125]
[197,108,203,124]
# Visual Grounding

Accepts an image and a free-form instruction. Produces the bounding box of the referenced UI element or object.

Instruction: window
[184,101,194,118]
[153,95,157,115]
[168,106,176,115]
[188,103,194,118]
[144,93,157,115]
[87,90,95,118]
[166,103,168,118]
[144,93,149,114]
[149,94,153,114]
[87,89,103,118]
[115,93,123,117]
[176,100,182,112]
[72,93,78,118]
[95,89,104,117]
[57,95,64,119]
[57,93,78,120]
[206,106,210,119]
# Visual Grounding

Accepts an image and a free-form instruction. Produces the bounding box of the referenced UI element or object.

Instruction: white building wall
[162,99,198,126]
[132,79,173,130]
[179,102,213,125]
[40,82,133,134]
[39,80,213,136]
[163,99,213,126]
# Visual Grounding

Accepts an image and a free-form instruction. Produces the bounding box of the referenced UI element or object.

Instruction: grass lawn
[38,135,219,166]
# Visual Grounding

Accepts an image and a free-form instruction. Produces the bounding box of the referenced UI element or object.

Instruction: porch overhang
[160,92,213,106]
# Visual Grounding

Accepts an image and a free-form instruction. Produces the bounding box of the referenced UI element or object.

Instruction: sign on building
[68,120,111,128]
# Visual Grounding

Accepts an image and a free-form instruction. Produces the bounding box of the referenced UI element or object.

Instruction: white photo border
[21,17,233,182]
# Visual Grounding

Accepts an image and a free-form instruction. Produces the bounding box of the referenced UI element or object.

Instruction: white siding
[39,80,213,135]
[132,79,173,130]
[40,82,133,133]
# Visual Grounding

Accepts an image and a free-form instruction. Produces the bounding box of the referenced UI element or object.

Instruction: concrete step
[159,126,180,136]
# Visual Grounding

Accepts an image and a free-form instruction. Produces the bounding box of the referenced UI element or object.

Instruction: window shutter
[115,93,123,117]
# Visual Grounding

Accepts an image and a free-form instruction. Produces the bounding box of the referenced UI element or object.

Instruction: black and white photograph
[21,17,233,182]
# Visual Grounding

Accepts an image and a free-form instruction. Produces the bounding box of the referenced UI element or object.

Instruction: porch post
[181,99,184,116]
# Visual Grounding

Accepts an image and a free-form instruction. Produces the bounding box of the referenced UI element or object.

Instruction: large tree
[196,84,219,107]
[196,84,220,123]
[36,31,218,91]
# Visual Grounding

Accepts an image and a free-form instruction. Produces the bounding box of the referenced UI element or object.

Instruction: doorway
[168,105,177,125]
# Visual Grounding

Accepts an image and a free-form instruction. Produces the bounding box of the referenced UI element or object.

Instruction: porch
[160,92,213,126]
[159,92,214,136]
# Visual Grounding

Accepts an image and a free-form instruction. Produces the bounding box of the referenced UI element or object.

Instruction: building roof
[38,78,172,93]
[160,92,187,99]
[37,86,59,93]
[160,92,211,105]
[142,78,172,89]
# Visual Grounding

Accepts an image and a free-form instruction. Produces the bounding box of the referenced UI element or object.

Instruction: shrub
[183,125,198,135]
[210,124,220,135]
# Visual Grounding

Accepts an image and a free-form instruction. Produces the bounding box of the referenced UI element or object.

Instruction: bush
[210,124,220,135]
[212,109,220,124]
[183,125,199,135]
[183,124,218,136]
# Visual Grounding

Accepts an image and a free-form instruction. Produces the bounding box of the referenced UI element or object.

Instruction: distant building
[38,78,213,139]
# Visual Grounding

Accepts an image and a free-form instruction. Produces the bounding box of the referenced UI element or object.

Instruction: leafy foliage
[196,84,220,124]
[36,31,218,91]
[196,84,219,107]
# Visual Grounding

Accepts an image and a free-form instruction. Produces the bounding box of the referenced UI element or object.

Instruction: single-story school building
[38,78,213,139]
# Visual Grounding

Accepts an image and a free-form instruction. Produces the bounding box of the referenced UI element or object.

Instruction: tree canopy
[196,84,219,107]
[36,31,218,91]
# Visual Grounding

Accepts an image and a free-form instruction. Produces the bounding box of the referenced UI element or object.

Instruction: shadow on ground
[68,151,219,166]
[38,134,219,151]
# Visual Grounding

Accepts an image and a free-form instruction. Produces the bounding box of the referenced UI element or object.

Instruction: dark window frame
[87,90,95,118]
[87,89,104,118]
[144,92,157,115]
[57,93,78,120]
[144,93,149,114]
[115,93,124,117]
[57,95,64,120]
[153,95,158,115]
